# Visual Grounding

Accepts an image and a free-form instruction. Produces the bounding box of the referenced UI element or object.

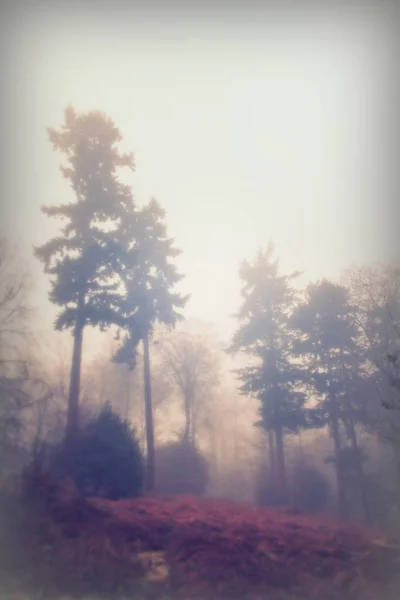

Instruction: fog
[0,3,399,600]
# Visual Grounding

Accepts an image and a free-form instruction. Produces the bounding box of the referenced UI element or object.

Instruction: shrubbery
[255,464,282,507]
[49,404,144,500]
[155,440,209,496]
[292,464,332,513]
[256,461,331,514]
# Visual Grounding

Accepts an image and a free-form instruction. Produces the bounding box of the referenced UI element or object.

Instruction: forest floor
[1,475,400,600]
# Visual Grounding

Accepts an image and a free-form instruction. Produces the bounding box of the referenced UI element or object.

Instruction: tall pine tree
[291,279,371,521]
[113,198,188,491]
[229,243,314,504]
[35,106,135,443]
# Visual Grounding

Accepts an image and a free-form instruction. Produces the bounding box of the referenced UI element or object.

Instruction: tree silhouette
[159,327,220,446]
[0,238,32,474]
[35,106,135,443]
[346,265,400,502]
[291,279,371,522]
[113,198,188,491]
[229,242,313,504]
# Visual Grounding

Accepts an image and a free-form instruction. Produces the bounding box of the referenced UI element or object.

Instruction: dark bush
[50,404,144,500]
[255,460,331,513]
[155,440,209,496]
[255,464,282,508]
[292,464,332,514]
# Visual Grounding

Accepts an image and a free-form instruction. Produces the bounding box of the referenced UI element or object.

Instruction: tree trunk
[65,318,84,444]
[143,332,155,492]
[330,401,346,519]
[268,429,277,485]
[346,415,371,525]
[275,424,287,504]
[269,336,286,503]
[183,390,192,444]
[338,350,371,523]
[207,417,220,493]
[192,401,197,448]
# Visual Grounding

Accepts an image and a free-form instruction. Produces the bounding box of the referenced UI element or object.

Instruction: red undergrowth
[24,474,400,599]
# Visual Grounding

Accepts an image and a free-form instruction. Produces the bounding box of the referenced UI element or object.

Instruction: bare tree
[0,238,33,474]
[0,238,31,347]
[344,264,400,507]
[158,324,221,447]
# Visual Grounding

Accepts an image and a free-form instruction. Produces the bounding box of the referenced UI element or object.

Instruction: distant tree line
[229,244,400,522]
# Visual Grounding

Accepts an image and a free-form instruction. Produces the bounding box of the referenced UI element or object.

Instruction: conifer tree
[35,106,135,443]
[229,243,315,504]
[114,198,188,491]
[291,279,371,521]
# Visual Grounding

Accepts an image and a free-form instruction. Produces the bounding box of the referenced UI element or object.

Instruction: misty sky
[1,4,395,345]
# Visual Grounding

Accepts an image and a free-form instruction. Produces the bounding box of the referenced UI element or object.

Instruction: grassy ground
[1,478,400,600]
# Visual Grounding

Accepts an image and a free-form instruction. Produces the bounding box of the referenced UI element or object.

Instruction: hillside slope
[13,474,399,600]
